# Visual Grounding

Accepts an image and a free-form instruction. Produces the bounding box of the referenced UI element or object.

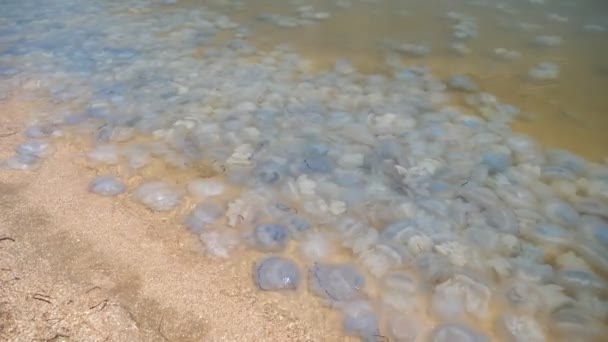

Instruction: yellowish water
[167,0,608,161]
[5,1,606,340]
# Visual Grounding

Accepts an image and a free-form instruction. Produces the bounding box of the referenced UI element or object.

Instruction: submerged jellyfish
[252,223,289,252]
[447,75,478,92]
[187,178,225,198]
[15,140,52,158]
[89,176,126,196]
[133,181,182,211]
[528,62,559,81]
[501,314,546,342]
[341,301,380,341]
[254,256,300,291]
[430,323,488,342]
[254,160,286,185]
[1,153,41,171]
[184,203,224,233]
[309,263,365,302]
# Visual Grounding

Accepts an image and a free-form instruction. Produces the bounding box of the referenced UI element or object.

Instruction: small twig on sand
[0,237,15,243]
[122,307,141,330]
[32,293,53,304]
[33,333,70,341]
[89,299,108,311]
[158,315,170,341]
[0,130,18,138]
[85,286,101,294]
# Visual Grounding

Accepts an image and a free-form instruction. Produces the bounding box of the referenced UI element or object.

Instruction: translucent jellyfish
[432,274,491,319]
[335,217,378,253]
[550,307,603,340]
[502,314,545,342]
[543,201,580,227]
[556,269,606,292]
[447,75,478,92]
[496,185,537,208]
[574,198,608,218]
[580,215,608,247]
[494,48,522,61]
[387,315,418,341]
[541,165,577,182]
[341,300,380,341]
[533,35,563,47]
[88,176,126,197]
[379,220,417,244]
[301,155,333,174]
[225,192,266,228]
[254,256,300,291]
[358,243,409,277]
[133,181,182,211]
[300,231,334,261]
[303,143,330,157]
[284,215,312,238]
[199,228,240,259]
[434,240,470,267]
[450,42,471,55]
[546,149,586,175]
[87,144,119,164]
[1,153,41,171]
[507,135,543,163]
[414,253,454,284]
[184,203,224,233]
[309,263,365,302]
[334,58,354,74]
[109,126,134,142]
[583,24,606,33]
[513,260,554,283]
[481,150,512,173]
[122,144,151,170]
[15,140,52,158]
[503,282,542,313]
[24,125,56,138]
[265,202,297,221]
[528,62,559,81]
[458,185,501,210]
[524,223,571,247]
[62,114,88,126]
[187,178,225,199]
[381,272,418,312]
[430,323,487,342]
[252,223,289,252]
[333,169,366,188]
[485,206,519,234]
[254,160,286,185]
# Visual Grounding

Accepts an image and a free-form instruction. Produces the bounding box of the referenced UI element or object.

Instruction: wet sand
[2,1,608,340]
[0,98,350,342]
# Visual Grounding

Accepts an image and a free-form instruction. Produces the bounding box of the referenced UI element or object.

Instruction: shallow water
[194,0,608,160]
[1,0,608,341]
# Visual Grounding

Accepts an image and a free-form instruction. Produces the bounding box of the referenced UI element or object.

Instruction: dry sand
[0,97,351,341]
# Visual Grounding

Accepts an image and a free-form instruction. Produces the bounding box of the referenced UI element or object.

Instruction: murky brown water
[163,0,608,161]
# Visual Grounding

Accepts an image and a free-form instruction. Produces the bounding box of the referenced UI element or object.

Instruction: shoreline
[0,97,346,341]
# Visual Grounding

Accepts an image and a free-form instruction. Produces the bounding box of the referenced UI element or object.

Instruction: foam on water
[1,0,608,340]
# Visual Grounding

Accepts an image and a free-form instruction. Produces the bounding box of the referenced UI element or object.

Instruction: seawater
[1,0,607,341]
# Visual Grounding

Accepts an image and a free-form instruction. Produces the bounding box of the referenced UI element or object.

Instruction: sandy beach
[2,1,607,340]
[0,97,349,341]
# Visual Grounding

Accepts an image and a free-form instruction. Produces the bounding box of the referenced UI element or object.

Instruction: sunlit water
[1,0,608,341]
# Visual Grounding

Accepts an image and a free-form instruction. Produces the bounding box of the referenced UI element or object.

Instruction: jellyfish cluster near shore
[1,0,607,341]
